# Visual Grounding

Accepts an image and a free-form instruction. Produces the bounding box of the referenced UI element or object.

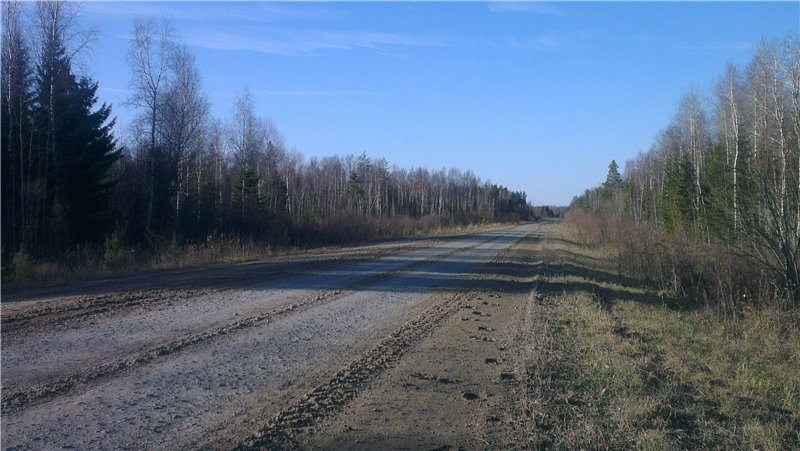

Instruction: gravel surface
[1,223,537,449]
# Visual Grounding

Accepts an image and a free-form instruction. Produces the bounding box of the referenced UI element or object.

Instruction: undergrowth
[507,220,800,449]
[1,219,502,289]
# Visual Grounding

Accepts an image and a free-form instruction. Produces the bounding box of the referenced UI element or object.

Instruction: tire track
[232,290,471,450]
[0,289,343,414]
[2,232,504,414]
[230,230,522,449]
[1,242,428,336]
[1,288,220,336]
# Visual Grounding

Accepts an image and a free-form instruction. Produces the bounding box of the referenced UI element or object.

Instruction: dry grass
[619,302,800,448]
[564,210,778,315]
[2,220,505,290]
[504,220,800,449]
[4,237,280,288]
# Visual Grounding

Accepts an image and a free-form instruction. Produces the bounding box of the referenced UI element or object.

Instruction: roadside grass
[508,220,800,449]
[512,289,678,449]
[1,221,502,290]
[618,301,800,448]
[3,237,283,288]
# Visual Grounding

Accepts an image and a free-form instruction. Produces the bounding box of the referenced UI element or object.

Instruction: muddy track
[2,232,504,414]
[1,288,219,336]
[0,289,344,413]
[231,234,514,449]
[1,243,428,336]
[234,290,470,450]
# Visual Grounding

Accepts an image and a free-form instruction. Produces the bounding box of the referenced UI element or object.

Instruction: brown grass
[1,218,506,290]
[564,210,778,316]
[503,220,800,449]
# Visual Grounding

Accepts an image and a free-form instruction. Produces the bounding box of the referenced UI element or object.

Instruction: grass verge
[1,221,509,291]
[505,221,800,449]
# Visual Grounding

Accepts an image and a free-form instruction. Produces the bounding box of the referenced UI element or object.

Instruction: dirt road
[1,223,541,449]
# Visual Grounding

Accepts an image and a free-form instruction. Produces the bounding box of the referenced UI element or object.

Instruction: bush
[103,232,135,270]
[566,210,772,316]
[12,248,34,281]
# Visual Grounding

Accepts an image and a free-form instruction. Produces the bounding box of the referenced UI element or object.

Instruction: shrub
[12,248,34,281]
[566,210,772,316]
[103,232,134,270]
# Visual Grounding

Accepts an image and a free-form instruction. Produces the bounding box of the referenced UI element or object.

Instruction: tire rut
[1,288,219,336]
[0,242,429,336]
[0,289,344,414]
[229,231,515,449]
[2,232,504,414]
[231,290,470,450]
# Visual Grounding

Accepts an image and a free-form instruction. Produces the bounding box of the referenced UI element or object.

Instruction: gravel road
[1,223,538,449]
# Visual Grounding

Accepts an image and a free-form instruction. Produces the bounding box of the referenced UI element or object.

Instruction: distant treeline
[1,2,532,268]
[532,205,567,219]
[572,35,800,308]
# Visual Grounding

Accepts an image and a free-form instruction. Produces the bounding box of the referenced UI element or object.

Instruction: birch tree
[127,17,173,233]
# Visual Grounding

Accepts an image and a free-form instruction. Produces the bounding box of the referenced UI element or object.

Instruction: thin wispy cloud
[508,33,560,51]
[183,28,444,56]
[488,2,565,16]
[670,42,752,51]
[83,2,341,24]
[254,89,381,97]
[633,33,750,52]
[208,88,380,98]
[98,86,132,95]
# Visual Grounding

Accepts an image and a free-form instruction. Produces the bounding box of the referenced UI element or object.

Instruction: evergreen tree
[32,6,119,250]
[700,144,734,241]
[347,171,365,213]
[55,76,119,246]
[602,159,623,199]
[32,17,74,252]
[604,160,623,188]
[660,155,696,233]
[231,164,261,235]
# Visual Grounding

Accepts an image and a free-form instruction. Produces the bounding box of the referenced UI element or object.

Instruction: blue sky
[80,1,798,205]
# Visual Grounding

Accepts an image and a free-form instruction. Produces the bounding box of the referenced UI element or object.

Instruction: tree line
[1,2,532,268]
[573,36,800,305]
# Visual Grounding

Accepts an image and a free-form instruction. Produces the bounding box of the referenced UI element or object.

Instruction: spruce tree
[660,155,696,233]
[55,76,119,246]
[604,160,623,188]
[602,159,623,199]
[33,23,119,250]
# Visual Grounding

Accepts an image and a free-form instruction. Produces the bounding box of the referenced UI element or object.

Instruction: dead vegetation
[503,220,800,449]
[3,220,497,291]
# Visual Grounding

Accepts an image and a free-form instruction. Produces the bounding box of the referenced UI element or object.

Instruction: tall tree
[229,88,267,235]
[1,0,33,258]
[54,77,119,245]
[159,43,208,236]
[714,64,744,230]
[32,0,97,253]
[127,17,173,233]
[604,160,622,189]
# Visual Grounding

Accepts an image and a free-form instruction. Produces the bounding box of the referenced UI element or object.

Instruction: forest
[571,35,800,310]
[1,2,532,278]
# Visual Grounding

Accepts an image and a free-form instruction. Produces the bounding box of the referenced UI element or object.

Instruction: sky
[76,1,799,205]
